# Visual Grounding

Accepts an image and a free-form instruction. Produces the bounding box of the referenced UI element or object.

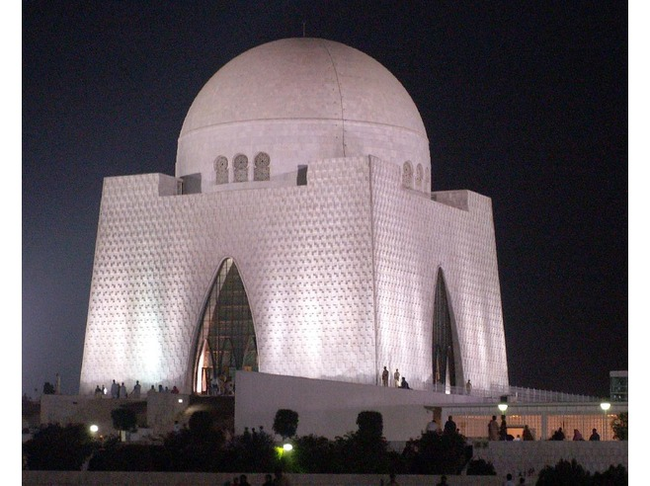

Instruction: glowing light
[178,398,183,403]
[600,402,611,411]
[283,443,293,452]
[498,403,508,412]
[89,424,99,433]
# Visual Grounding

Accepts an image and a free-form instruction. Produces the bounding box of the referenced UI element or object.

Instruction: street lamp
[498,403,508,413]
[89,424,99,434]
[283,442,293,452]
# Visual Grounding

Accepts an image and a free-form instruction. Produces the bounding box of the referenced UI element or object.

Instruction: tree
[273,409,299,439]
[333,411,400,474]
[356,411,383,440]
[111,407,137,438]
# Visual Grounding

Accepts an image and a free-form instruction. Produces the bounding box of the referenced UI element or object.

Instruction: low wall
[235,371,481,441]
[38,393,192,438]
[22,471,507,485]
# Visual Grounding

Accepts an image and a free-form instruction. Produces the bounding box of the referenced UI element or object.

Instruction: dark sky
[22,1,628,398]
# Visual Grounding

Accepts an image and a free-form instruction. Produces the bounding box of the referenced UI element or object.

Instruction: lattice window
[234,154,249,183]
[214,156,229,185]
[402,161,413,188]
[193,258,258,394]
[254,152,270,181]
[416,163,423,190]
[433,269,456,389]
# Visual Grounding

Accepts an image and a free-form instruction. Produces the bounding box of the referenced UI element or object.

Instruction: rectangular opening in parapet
[297,165,308,186]
[181,173,202,194]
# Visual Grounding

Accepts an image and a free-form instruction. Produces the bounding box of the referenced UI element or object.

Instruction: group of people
[210,374,235,396]
[381,367,410,389]
[93,380,181,398]
[222,469,290,485]
[487,418,602,442]
[488,415,535,441]
[148,384,180,395]
[550,427,601,441]
[425,415,461,436]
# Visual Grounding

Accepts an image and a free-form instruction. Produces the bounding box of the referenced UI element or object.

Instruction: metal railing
[428,383,602,403]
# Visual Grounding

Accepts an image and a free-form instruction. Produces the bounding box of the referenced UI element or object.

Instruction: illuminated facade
[79,38,509,395]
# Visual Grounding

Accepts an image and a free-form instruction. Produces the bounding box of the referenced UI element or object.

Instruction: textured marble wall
[80,155,508,395]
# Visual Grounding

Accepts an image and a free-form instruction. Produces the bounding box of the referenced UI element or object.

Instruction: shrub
[466,458,496,475]
[612,412,627,441]
[592,464,627,485]
[218,427,277,472]
[88,444,168,471]
[162,413,224,472]
[188,410,215,440]
[273,409,299,439]
[537,458,591,486]
[403,430,469,475]
[23,424,95,470]
[292,434,339,473]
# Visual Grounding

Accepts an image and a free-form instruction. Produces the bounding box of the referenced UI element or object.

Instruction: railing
[428,383,602,403]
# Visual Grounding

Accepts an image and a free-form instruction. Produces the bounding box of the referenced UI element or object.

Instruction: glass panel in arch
[193,258,258,394]
[432,270,456,389]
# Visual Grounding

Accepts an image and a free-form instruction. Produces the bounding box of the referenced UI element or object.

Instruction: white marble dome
[176,38,430,187]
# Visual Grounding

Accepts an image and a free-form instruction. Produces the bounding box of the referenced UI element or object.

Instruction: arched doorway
[432,269,456,391]
[193,258,258,394]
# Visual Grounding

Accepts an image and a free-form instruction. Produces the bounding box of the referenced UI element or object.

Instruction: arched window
[234,154,249,183]
[416,163,423,190]
[432,269,456,390]
[254,152,270,181]
[402,161,413,188]
[214,156,229,185]
[193,258,258,394]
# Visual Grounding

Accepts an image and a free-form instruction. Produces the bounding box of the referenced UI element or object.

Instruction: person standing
[393,368,400,387]
[444,415,457,435]
[426,417,440,434]
[499,415,508,440]
[382,366,389,386]
[488,415,499,441]
[132,380,141,398]
[522,424,534,441]
[589,428,601,441]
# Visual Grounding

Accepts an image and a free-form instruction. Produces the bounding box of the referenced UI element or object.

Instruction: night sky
[22,1,628,398]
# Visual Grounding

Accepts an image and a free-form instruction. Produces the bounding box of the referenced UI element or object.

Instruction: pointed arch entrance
[432,269,456,391]
[193,258,258,394]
